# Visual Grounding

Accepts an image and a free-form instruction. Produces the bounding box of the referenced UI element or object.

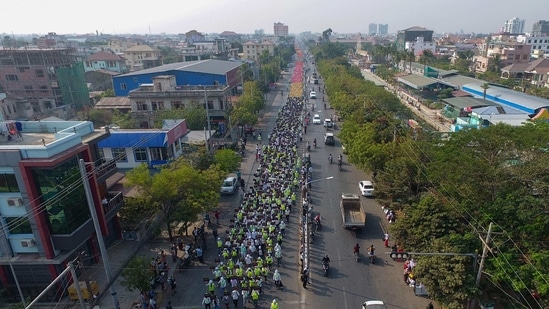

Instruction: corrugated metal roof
[397,74,438,89]
[443,97,498,109]
[117,59,241,77]
[95,97,131,109]
[462,83,549,114]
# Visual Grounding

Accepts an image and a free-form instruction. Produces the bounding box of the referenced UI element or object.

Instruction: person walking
[214,210,220,225]
[301,267,309,289]
[271,299,279,309]
[202,293,212,309]
[231,288,240,308]
[384,232,390,248]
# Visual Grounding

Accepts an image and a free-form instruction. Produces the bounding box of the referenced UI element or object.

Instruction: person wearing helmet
[322,254,330,265]
[271,299,279,309]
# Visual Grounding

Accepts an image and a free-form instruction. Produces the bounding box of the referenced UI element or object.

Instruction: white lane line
[337,247,342,267]
[343,286,349,309]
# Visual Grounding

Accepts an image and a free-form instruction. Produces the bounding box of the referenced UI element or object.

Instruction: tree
[154,101,206,130]
[437,88,454,101]
[125,161,223,239]
[214,149,241,173]
[111,110,136,129]
[481,82,490,100]
[321,28,332,42]
[121,256,153,293]
[101,89,115,97]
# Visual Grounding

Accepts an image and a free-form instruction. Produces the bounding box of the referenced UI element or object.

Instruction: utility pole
[78,159,120,309]
[203,86,212,153]
[471,222,493,309]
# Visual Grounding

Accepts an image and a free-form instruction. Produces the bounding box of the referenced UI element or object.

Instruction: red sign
[166,120,188,145]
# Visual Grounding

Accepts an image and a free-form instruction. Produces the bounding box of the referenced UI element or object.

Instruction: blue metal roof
[98,131,167,148]
[462,83,549,115]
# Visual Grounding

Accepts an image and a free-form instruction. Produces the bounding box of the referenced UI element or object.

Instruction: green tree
[111,110,136,129]
[155,101,207,130]
[120,256,153,292]
[437,88,454,101]
[125,161,223,239]
[214,149,241,173]
[480,82,490,100]
[101,89,115,97]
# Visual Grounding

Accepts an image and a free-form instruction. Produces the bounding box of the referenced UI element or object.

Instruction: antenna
[149,25,151,35]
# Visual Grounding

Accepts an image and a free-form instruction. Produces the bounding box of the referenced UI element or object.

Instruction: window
[204,100,214,110]
[111,148,127,162]
[150,147,167,161]
[5,74,18,81]
[120,83,127,90]
[152,101,164,110]
[171,101,183,109]
[31,156,91,235]
[24,85,33,93]
[6,217,32,234]
[136,101,148,111]
[134,148,147,161]
[0,173,19,192]
[40,85,48,93]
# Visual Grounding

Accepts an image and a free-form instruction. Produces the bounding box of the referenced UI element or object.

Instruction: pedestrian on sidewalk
[196,246,204,263]
[214,210,220,225]
[384,233,390,248]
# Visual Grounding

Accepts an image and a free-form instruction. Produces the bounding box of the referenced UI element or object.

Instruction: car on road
[309,91,317,99]
[324,119,333,128]
[359,180,375,197]
[312,114,321,124]
[324,132,335,145]
[362,300,387,309]
[220,177,238,195]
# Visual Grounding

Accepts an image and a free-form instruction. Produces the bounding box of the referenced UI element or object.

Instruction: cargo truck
[340,193,366,230]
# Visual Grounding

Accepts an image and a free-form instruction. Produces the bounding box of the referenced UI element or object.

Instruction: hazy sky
[2,0,548,35]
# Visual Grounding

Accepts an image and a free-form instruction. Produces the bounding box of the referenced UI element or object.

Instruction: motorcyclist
[322,254,330,265]
[338,154,342,163]
[328,154,333,164]
[313,138,317,148]
[314,214,321,228]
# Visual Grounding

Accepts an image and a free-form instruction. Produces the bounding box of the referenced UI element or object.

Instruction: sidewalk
[89,75,292,309]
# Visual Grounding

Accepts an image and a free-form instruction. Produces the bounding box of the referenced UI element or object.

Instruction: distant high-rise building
[532,20,549,36]
[368,23,377,36]
[378,24,389,35]
[504,17,525,34]
[274,22,289,37]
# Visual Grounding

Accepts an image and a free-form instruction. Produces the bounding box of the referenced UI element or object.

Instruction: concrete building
[98,119,207,169]
[0,48,89,118]
[181,38,231,62]
[503,17,525,34]
[474,40,531,73]
[532,20,549,36]
[517,34,549,59]
[378,24,389,36]
[84,51,128,73]
[397,26,434,51]
[122,44,162,72]
[273,22,289,37]
[405,37,437,56]
[0,119,122,300]
[112,59,242,97]
[127,75,233,128]
[0,93,33,120]
[185,30,205,45]
[242,41,275,61]
[368,23,378,36]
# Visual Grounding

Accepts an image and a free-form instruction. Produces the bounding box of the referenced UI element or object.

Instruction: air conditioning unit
[20,239,36,248]
[7,197,23,207]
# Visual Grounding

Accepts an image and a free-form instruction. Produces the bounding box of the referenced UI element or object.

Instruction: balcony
[95,159,118,182]
[103,191,124,220]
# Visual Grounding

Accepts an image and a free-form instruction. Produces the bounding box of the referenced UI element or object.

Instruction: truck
[340,193,366,230]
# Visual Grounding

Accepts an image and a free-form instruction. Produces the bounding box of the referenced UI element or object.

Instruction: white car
[362,300,387,309]
[309,91,317,99]
[312,114,321,124]
[359,180,374,197]
[220,177,238,195]
[323,119,333,128]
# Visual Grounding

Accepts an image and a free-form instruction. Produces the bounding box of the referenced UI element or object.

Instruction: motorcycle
[338,160,342,171]
[322,262,329,277]
[329,155,333,164]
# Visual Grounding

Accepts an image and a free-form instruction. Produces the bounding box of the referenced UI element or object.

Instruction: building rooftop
[116,59,241,77]
[0,120,107,159]
[123,44,159,53]
[95,97,131,109]
[462,83,549,114]
[87,51,126,61]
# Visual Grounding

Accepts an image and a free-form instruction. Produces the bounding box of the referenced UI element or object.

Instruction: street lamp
[306,176,334,185]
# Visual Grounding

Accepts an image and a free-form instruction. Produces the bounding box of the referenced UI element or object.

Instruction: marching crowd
[196,96,306,309]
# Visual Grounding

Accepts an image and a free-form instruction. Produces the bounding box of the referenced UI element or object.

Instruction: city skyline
[2,0,548,36]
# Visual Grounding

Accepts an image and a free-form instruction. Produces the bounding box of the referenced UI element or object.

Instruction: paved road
[297,56,433,309]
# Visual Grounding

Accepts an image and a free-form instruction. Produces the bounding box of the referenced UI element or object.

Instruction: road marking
[343,286,349,309]
[337,247,342,267]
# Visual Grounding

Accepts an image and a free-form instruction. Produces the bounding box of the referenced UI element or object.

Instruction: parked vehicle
[358,180,375,197]
[220,177,238,195]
